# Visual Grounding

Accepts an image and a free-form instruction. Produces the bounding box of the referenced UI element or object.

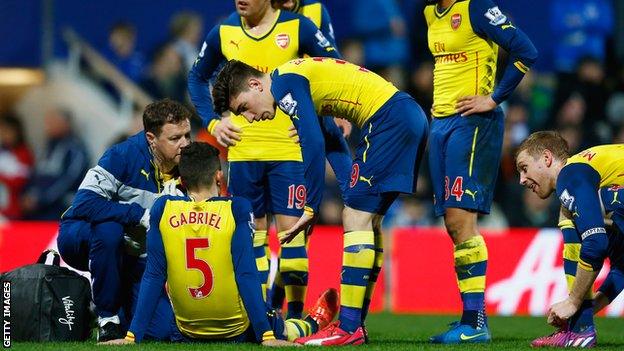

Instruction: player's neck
[150,145,175,175]
[242,6,277,32]
[188,186,219,202]
[438,0,456,10]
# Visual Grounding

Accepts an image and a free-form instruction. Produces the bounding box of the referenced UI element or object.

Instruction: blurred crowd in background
[1,0,623,229]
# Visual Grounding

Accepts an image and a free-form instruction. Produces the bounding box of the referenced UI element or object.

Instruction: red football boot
[295,321,366,346]
[306,288,339,330]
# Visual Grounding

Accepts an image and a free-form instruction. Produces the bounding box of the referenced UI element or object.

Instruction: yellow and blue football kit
[424,0,537,340]
[127,195,316,343]
[270,57,428,332]
[425,0,537,216]
[291,0,337,48]
[271,0,352,317]
[555,144,624,333]
[188,9,351,319]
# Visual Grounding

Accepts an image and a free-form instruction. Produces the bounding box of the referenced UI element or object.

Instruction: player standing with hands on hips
[424,0,537,344]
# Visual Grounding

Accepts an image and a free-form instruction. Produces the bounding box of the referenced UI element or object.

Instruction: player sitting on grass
[515,131,624,348]
[101,141,339,346]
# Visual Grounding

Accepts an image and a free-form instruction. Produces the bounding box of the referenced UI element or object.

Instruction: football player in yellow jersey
[188,0,352,320]
[270,0,352,316]
[424,0,538,343]
[101,142,339,346]
[516,131,624,348]
[212,57,428,345]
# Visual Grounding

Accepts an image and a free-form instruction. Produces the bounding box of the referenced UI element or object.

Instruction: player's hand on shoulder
[334,117,352,138]
[262,339,301,347]
[212,115,242,147]
[456,94,497,116]
[97,338,133,345]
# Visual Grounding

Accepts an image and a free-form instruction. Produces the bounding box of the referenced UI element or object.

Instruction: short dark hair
[179,142,221,190]
[0,112,27,145]
[212,60,264,115]
[110,21,136,37]
[142,98,192,136]
[272,0,301,11]
[516,131,570,161]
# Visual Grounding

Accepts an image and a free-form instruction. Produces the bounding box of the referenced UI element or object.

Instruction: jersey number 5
[186,238,213,299]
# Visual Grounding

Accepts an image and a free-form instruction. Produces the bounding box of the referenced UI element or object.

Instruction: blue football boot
[430,321,491,344]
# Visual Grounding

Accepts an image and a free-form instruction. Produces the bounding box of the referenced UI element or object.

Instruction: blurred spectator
[404,0,431,67]
[21,108,90,220]
[606,92,624,128]
[0,114,34,220]
[506,102,530,147]
[406,61,433,119]
[140,43,188,103]
[351,0,408,87]
[558,123,584,154]
[102,21,146,83]
[340,40,364,66]
[507,188,559,228]
[551,58,610,139]
[556,92,586,127]
[319,197,343,225]
[169,11,204,72]
[389,196,434,227]
[550,0,614,75]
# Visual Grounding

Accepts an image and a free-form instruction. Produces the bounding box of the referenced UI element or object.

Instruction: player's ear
[215,170,225,194]
[543,149,553,167]
[249,77,262,91]
[146,131,156,146]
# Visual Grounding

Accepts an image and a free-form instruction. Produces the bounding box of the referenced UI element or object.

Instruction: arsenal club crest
[451,13,462,30]
[276,33,290,49]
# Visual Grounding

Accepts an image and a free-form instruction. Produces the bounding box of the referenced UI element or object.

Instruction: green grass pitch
[11,313,624,350]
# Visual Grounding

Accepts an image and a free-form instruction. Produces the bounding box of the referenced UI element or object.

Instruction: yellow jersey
[566,144,624,188]
[425,0,537,117]
[128,195,273,342]
[189,10,339,161]
[272,57,398,129]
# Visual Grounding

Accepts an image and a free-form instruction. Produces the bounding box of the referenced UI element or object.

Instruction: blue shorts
[429,108,504,217]
[175,308,287,343]
[345,92,428,215]
[601,186,624,270]
[228,161,305,218]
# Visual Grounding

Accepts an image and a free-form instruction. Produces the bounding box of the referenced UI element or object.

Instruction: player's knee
[444,209,478,243]
[342,206,374,231]
[91,221,125,251]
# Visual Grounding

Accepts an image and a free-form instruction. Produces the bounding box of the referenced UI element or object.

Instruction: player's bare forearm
[279,211,315,244]
[568,268,599,308]
[549,268,599,324]
[456,95,497,116]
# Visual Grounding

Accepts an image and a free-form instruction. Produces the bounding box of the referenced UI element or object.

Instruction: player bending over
[212,57,428,345]
[516,131,624,348]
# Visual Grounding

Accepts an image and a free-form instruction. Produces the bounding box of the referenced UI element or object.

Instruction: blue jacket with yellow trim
[61,131,163,225]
